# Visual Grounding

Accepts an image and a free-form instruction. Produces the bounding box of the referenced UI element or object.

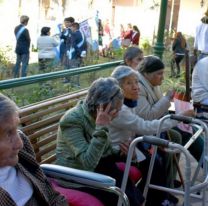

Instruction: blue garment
[14,24,30,55]
[69,30,86,59]
[60,28,73,61]
[13,53,29,78]
[14,24,30,78]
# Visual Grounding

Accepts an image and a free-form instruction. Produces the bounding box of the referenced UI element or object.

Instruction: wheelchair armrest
[41,164,116,189]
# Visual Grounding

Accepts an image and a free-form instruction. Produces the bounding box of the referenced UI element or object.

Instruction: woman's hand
[120,139,136,159]
[96,103,118,126]
[165,89,175,101]
[119,141,130,156]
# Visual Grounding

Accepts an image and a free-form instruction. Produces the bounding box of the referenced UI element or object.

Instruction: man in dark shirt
[13,15,31,78]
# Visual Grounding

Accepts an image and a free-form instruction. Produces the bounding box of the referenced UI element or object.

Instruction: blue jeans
[13,53,29,78]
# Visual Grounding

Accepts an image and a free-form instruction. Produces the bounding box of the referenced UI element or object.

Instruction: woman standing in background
[170,32,187,78]
[37,26,59,71]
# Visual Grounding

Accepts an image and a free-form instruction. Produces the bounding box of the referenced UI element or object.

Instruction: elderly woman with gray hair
[109,65,194,206]
[0,93,68,206]
[136,55,204,169]
[56,77,144,206]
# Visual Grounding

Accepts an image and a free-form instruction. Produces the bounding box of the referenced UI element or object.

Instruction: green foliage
[163,71,186,93]
[0,46,14,80]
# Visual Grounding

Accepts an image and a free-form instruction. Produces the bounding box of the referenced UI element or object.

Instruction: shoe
[174,179,182,188]
[161,199,176,206]
[168,193,179,204]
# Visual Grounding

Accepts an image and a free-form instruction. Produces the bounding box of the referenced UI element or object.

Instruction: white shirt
[0,166,33,206]
[37,36,59,59]
[194,22,208,53]
[192,56,208,103]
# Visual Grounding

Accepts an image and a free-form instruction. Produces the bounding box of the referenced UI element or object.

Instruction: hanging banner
[80,19,92,45]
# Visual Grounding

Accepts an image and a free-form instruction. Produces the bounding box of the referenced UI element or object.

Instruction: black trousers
[78,154,144,206]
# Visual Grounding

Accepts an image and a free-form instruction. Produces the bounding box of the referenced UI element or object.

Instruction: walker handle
[143,136,169,147]
[170,114,193,124]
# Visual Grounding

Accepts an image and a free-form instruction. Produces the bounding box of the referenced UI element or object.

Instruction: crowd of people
[13,15,87,83]
[5,7,208,206]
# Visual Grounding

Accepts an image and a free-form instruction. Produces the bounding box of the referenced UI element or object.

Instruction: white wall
[177,0,207,36]
[0,0,207,50]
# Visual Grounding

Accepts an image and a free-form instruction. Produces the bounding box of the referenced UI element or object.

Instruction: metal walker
[118,114,208,206]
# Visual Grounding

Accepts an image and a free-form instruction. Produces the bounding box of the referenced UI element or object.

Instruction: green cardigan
[56,101,115,171]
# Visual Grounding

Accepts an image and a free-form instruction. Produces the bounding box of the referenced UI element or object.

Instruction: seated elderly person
[56,77,144,206]
[123,46,144,69]
[136,55,204,163]
[109,65,194,205]
[0,93,68,206]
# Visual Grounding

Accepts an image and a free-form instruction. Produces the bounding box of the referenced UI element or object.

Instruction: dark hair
[138,55,165,74]
[133,25,140,34]
[123,47,143,64]
[64,17,75,23]
[72,22,80,29]
[40,27,50,36]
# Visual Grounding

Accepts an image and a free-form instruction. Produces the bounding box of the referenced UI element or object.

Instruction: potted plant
[163,73,190,102]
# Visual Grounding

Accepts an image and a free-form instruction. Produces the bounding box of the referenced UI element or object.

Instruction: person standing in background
[131,25,140,46]
[37,27,59,72]
[121,23,133,48]
[13,15,30,78]
[60,17,75,65]
[170,32,187,78]
[66,22,87,86]
[194,8,208,61]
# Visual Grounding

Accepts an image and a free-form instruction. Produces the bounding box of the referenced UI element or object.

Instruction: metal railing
[0,60,123,90]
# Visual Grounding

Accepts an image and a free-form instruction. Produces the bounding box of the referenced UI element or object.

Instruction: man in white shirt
[194,9,208,61]
[192,56,208,105]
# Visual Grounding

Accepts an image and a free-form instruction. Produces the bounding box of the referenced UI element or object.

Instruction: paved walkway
[175,154,208,206]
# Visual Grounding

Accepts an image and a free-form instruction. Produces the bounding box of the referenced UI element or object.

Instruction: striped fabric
[0,131,67,206]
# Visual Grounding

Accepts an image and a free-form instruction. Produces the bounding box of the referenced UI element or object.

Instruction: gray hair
[0,94,18,122]
[111,65,139,86]
[85,77,123,114]
[123,47,143,64]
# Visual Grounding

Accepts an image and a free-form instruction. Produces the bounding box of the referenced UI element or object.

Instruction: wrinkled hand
[180,109,195,117]
[165,89,175,101]
[96,103,118,126]
[120,139,136,159]
[120,141,130,156]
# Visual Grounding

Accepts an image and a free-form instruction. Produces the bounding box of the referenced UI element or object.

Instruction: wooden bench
[19,89,88,164]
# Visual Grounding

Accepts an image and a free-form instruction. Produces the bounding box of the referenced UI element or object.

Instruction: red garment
[123,29,133,39]
[131,31,140,45]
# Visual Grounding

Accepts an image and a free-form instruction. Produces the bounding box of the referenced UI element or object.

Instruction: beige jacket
[135,73,171,120]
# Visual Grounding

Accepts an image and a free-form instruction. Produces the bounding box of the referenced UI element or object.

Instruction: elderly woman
[0,93,68,206]
[123,46,144,70]
[136,55,204,164]
[56,77,144,206]
[109,65,194,205]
